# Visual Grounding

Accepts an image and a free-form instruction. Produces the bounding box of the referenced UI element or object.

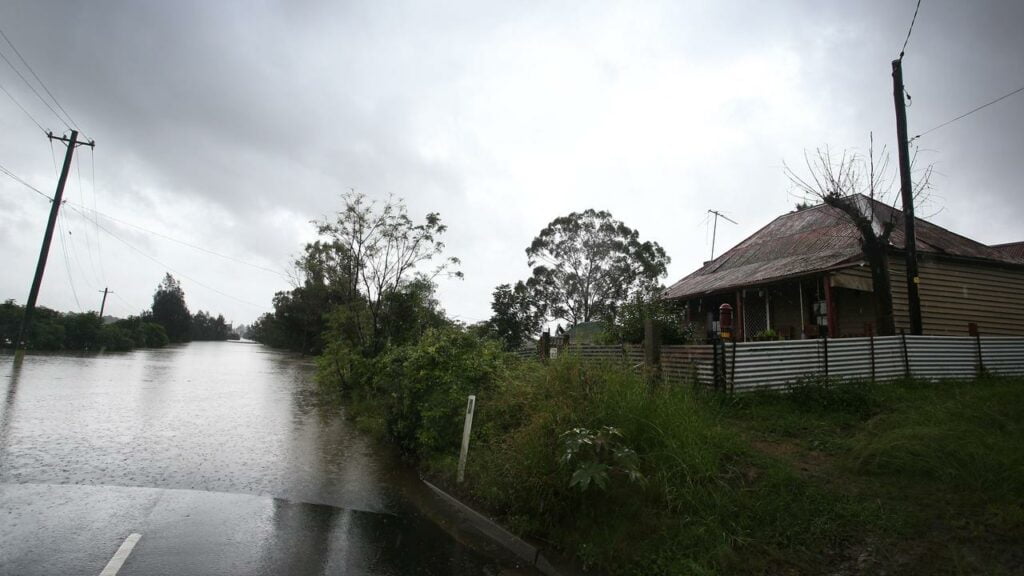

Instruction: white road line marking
[98,533,142,576]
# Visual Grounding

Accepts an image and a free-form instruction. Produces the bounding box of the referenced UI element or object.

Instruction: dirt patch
[749,438,833,478]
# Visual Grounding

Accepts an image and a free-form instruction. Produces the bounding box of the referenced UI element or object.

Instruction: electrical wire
[66,203,270,310]
[0,77,47,135]
[899,0,923,59]
[0,47,70,132]
[0,26,81,133]
[909,84,1024,143]
[56,211,82,311]
[112,291,144,316]
[89,147,106,285]
[60,210,100,291]
[65,200,290,279]
[0,160,51,201]
[73,153,102,286]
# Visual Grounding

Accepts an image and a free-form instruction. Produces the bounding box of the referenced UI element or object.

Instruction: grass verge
[327,336,1023,575]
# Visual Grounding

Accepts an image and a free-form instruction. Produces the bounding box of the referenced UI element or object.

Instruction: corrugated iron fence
[543,336,1024,392]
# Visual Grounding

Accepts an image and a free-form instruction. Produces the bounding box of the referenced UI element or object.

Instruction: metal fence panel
[905,336,978,379]
[729,339,822,391]
[662,345,714,386]
[980,336,1024,376]
[531,334,1023,392]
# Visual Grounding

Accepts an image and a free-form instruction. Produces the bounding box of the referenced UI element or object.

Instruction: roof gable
[665,195,1020,300]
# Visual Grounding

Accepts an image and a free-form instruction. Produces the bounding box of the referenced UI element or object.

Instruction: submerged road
[0,343,531,575]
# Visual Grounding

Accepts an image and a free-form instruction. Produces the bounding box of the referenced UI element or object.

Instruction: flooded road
[0,342,527,575]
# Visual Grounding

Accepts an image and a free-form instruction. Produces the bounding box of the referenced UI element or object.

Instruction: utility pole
[98,287,112,318]
[708,209,738,261]
[16,130,96,355]
[891,59,923,335]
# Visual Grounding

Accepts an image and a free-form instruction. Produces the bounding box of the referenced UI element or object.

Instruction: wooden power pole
[98,287,112,318]
[891,59,923,335]
[16,130,96,353]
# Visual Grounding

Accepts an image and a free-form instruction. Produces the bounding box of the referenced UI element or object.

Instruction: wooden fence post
[823,335,829,378]
[457,395,476,483]
[900,329,910,379]
[969,322,984,377]
[644,317,661,379]
[539,332,551,362]
[730,339,737,393]
[869,332,876,382]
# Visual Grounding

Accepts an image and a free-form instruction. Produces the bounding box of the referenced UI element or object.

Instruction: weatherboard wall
[890,256,1024,336]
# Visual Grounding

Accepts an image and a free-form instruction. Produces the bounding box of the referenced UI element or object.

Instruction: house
[663,195,1024,340]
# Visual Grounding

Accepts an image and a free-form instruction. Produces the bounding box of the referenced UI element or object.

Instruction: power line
[899,0,923,59]
[65,200,290,279]
[0,77,47,134]
[0,47,69,132]
[0,160,51,200]
[0,25,80,135]
[909,84,1024,143]
[55,211,82,311]
[61,207,101,291]
[88,147,106,285]
[0,26,81,132]
[112,291,144,316]
[66,203,270,310]
[72,152,102,286]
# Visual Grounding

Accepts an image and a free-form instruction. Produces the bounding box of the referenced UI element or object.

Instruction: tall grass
[850,378,1024,501]
[458,357,870,575]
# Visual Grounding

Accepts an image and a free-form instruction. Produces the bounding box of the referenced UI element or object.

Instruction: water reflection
[0,355,24,463]
[1,344,431,512]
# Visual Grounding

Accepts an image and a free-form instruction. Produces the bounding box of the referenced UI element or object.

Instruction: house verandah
[681,268,878,342]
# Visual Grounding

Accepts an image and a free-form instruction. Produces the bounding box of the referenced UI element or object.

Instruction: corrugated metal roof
[991,242,1024,262]
[665,195,1024,300]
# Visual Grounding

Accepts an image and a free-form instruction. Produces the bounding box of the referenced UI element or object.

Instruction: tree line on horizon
[0,273,234,352]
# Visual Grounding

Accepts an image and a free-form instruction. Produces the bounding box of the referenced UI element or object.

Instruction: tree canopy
[526,209,669,326]
[485,281,545,350]
[151,273,192,343]
[254,192,458,358]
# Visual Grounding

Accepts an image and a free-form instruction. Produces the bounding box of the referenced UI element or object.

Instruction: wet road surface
[0,343,531,575]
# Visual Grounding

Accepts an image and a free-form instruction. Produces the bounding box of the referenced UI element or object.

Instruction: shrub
[366,326,511,455]
[97,325,134,351]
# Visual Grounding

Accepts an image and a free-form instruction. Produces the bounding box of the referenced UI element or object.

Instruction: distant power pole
[708,209,738,261]
[98,287,112,318]
[16,130,96,353]
[891,59,924,335]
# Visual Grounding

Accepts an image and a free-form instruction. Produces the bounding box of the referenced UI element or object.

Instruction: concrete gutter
[422,478,564,576]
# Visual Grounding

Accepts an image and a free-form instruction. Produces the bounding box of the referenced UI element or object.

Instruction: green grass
[722,376,1024,575]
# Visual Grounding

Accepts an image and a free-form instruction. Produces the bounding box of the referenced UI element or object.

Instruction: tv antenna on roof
[707,209,738,261]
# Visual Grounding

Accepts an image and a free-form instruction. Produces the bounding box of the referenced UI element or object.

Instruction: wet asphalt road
[0,343,530,575]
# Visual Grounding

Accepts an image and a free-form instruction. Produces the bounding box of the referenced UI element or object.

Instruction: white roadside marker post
[457,395,476,483]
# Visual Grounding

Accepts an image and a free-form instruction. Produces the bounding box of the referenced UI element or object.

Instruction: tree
[526,209,669,326]
[784,137,932,336]
[314,191,460,354]
[191,310,230,341]
[486,281,545,350]
[151,273,192,343]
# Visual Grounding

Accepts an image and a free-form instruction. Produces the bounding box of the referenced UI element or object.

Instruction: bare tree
[784,135,932,336]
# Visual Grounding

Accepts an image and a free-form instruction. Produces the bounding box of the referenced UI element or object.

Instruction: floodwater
[0,342,526,575]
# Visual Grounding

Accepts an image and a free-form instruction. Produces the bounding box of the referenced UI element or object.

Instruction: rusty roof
[991,242,1024,262]
[664,195,1024,300]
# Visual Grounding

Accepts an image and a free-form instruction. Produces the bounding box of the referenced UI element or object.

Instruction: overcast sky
[1,1,1022,327]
